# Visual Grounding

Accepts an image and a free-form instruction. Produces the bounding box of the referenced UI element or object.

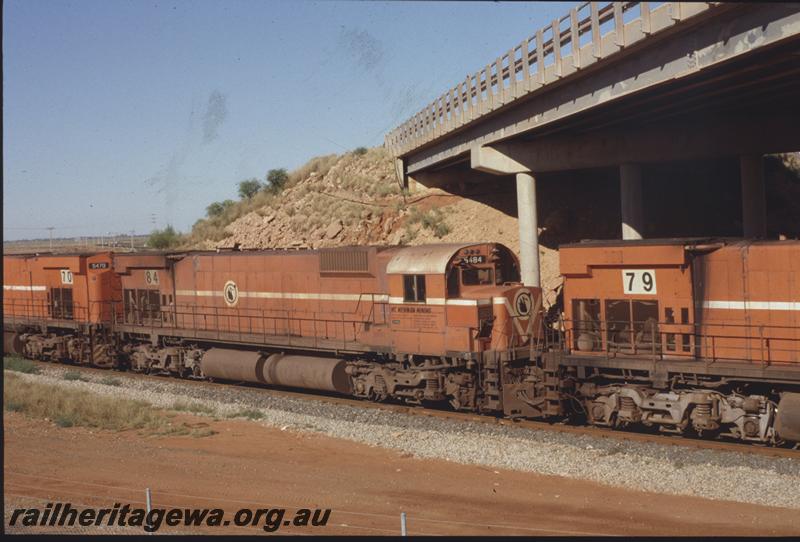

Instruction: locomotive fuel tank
[200,348,351,394]
[775,392,800,443]
[4,331,24,356]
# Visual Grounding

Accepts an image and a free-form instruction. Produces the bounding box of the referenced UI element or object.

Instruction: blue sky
[3,0,573,240]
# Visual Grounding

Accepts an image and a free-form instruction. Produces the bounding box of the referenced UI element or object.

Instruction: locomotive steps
[6,360,799,510]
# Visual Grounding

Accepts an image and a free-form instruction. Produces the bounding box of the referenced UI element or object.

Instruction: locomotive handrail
[562,316,800,363]
[6,298,797,364]
[106,302,375,351]
[7,298,799,335]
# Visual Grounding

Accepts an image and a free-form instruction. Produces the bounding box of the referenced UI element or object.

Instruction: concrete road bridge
[385,2,800,287]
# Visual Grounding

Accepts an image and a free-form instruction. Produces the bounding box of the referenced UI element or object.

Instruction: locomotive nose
[491,285,543,348]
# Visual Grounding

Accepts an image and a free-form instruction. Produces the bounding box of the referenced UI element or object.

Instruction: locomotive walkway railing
[112,303,376,352]
[554,318,800,366]
[384,2,719,156]
[3,299,112,324]
[5,299,798,364]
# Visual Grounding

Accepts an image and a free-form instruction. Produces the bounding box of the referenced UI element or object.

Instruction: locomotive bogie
[578,383,778,443]
[125,343,203,377]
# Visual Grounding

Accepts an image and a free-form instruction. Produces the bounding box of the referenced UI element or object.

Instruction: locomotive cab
[386,242,542,359]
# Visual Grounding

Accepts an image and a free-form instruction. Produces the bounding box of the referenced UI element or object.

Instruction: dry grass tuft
[226,408,265,420]
[406,206,451,238]
[3,373,215,437]
[288,153,339,186]
[3,356,40,374]
[63,371,90,382]
[170,400,216,415]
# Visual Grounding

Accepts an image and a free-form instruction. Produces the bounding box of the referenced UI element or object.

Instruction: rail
[385,2,720,156]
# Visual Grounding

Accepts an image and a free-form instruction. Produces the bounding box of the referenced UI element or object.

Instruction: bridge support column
[471,144,541,287]
[516,172,541,288]
[620,163,644,240]
[740,155,767,239]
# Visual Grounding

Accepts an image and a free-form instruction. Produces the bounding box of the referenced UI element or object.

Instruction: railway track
[14,359,800,460]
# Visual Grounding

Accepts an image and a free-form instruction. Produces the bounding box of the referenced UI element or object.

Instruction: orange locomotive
[554,238,800,444]
[109,242,539,413]
[3,252,121,365]
[3,239,800,445]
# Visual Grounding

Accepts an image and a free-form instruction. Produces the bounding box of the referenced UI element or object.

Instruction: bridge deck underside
[400,3,800,176]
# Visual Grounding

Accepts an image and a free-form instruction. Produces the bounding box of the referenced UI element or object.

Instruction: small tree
[238,178,262,200]
[206,202,225,218]
[353,146,368,156]
[265,168,289,194]
[148,225,181,249]
[206,199,236,218]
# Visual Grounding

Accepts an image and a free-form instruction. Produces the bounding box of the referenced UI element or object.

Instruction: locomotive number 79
[621,269,657,295]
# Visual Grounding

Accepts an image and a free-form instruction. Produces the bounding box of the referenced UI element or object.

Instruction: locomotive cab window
[403,274,426,303]
[494,252,520,285]
[605,299,660,353]
[461,267,494,286]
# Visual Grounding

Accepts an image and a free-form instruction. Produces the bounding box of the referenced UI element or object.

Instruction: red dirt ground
[4,411,798,536]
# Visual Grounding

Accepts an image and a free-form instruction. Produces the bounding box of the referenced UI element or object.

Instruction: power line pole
[46,226,55,251]
[129,230,135,251]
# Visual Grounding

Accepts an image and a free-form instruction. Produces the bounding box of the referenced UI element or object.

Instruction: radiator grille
[320,250,369,273]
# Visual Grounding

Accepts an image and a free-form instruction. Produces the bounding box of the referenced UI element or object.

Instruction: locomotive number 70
[621,269,657,295]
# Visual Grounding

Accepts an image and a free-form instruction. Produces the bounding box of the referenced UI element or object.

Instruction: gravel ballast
[7,365,800,509]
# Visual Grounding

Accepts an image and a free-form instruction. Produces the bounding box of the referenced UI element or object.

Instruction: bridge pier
[470,145,542,288]
[516,172,541,288]
[740,155,767,239]
[620,163,644,240]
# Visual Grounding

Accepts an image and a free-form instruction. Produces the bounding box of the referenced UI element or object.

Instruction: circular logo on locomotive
[223,280,239,307]
[513,289,533,317]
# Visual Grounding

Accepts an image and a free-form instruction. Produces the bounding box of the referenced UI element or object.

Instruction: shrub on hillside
[147,225,182,249]
[206,199,235,218]
[407,207,451,239]
[206,202,225,218]
[238,178,263,200]
[265,168,289,194]
[353,146,368,156]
